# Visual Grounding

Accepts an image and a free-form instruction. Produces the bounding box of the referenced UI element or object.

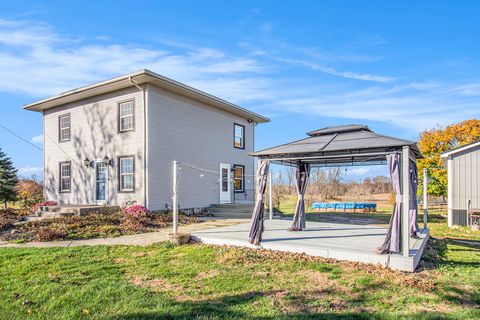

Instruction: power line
[0,123,42,152]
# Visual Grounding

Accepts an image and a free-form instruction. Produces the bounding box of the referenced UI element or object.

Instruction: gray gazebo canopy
[248,124,423,257]
[251,124,422,167]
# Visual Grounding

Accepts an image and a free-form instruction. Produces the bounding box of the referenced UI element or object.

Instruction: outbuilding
[441,141,480,226]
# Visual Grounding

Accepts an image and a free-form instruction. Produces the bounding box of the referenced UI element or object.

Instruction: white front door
[95,161,108,204]
[219,163,232,204]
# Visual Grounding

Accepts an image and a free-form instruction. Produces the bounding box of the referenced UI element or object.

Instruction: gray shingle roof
[251,124,422,162]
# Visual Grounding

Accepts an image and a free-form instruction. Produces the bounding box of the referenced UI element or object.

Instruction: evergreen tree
[0,147,18,208]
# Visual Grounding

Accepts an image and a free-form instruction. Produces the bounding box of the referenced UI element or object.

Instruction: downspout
[43,111,46,201]
[129,77,148,208]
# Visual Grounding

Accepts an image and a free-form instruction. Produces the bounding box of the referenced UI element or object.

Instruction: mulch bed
[0,209,204,243]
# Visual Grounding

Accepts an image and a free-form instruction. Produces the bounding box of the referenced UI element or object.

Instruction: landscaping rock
[169,233,190,245]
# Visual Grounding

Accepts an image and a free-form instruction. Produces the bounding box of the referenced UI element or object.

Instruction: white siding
[147,85,255,210]
[43,87,145,205]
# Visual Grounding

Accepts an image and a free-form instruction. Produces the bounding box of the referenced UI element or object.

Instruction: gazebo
[248,124,424,258]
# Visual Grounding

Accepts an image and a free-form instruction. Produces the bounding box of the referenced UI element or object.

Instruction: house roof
[440,140,480,158]
[251,124,422,166]
[23,69,270,123]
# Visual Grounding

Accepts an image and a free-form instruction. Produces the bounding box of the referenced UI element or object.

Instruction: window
[59,162,71,192]
[119,156,134,191]
[233,165,244,193]
[234,123,245,149]
[59,114,71,142]
[118,100,135,132]
[221,168,229,192]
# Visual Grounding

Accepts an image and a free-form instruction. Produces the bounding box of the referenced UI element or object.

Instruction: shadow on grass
[419,237,480,308]
[103,289,452,320]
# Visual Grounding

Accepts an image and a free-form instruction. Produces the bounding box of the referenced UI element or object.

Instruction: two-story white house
[24,69,269,210]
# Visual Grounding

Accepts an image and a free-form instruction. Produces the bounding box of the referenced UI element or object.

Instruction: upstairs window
[119,156,134,191]
[234,123,245,149]
[233,165,245,193]
[119,100,135,132]
[59,114,71,142]
[59,161,71,192]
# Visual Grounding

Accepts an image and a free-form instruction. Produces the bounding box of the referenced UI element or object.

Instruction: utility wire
[179,161,256,177]
[0,123,42,152]
[0,124,258,179]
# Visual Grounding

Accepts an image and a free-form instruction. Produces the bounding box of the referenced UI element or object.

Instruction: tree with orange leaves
[418,119,480,198]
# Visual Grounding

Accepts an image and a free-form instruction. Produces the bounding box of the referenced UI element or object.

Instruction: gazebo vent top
[251,124,422,166]
[306,124,371,136]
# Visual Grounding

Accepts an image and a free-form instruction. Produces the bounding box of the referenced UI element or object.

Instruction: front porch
[35,204,119,219]
[192,219,430,272]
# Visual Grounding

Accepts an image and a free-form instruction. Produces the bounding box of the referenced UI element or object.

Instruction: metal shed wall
[450,144,480,225]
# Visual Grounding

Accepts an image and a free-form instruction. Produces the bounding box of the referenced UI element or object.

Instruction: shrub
[0,209,16,231]
[122,205,151,231]
[15,179,43,211]
[32,200,58,214]
[35,227,67,241]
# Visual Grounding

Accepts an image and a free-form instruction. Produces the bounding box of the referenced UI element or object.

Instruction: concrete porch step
[208,207,254,214]
[36,205,119,217]
[208,203,254,218]
[210,212,253,219]
[210,203,254,209]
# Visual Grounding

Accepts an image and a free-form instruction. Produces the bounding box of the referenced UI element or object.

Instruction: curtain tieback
[257,194,264,201]
[299,194,304,200]
[395,194,403,202]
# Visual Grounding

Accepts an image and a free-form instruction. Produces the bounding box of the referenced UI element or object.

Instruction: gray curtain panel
[409,159,419,237]
[289,163,310,231]
[376,154,402,254]
[248,160,270,245]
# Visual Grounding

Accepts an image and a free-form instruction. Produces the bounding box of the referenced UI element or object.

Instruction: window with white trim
[233,165,244,192]
[59,162,71,192]
[119,156,134,191]
[119,100,134,132]
[234,123,245,149]
[59,114,71,142]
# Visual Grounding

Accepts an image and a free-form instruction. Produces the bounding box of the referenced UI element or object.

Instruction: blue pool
[312,202,377,210]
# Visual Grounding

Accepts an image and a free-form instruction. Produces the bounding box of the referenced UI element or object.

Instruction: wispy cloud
[31,134,43,144]
[0,19,266,99]
[1,18,479,136]
[277,57,394,83]
[18,166,43,177]
[272,81,480,131]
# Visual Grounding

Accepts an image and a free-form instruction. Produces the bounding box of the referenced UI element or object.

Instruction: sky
[0,0,479,181]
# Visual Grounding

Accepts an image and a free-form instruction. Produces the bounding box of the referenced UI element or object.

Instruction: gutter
[129,76,149,208]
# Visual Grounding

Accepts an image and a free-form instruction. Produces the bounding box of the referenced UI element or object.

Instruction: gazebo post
[269,171,273,220]
[401,146,410,257]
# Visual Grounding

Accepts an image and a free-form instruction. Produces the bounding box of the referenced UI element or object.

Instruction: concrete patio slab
[191,219,430,272]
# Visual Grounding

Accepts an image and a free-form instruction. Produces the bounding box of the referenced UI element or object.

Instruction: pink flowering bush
[33,201,58,213]
[122,204,151,231]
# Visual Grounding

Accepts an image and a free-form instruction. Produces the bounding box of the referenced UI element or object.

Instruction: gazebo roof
[251,124,422,166]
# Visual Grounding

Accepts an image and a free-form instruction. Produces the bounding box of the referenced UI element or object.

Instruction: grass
[0,240,479,319]
[0,198,478,319]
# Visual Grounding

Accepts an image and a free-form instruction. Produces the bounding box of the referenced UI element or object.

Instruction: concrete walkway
[0,219,248,248]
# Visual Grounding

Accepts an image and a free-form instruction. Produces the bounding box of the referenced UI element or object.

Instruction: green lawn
[0,199,479,319]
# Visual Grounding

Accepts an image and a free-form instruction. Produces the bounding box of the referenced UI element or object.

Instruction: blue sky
[0,1,479,180]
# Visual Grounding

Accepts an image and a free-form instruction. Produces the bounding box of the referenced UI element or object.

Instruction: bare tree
[285,167,296,194]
